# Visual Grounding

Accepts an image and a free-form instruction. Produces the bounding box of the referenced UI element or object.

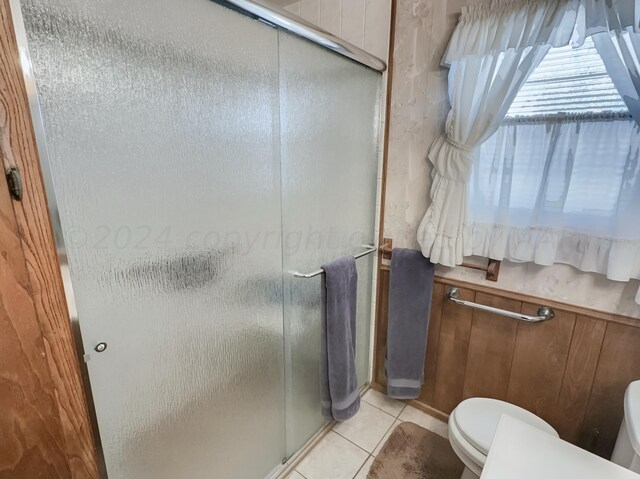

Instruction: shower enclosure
[11,0,383,477]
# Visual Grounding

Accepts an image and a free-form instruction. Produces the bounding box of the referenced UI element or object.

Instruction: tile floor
[289,389,449,479]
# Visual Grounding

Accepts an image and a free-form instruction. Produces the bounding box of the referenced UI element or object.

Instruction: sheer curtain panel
[417,46,549,265]
[416,0,583,265]
[469,116,640,303]
[594,30,640,124]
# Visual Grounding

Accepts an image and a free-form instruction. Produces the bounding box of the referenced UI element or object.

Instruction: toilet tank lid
[625,381,640,454]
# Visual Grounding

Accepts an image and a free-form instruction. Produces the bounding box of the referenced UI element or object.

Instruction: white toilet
[450,382,640,479]
[612,380,640,472]
[448,397,558,479]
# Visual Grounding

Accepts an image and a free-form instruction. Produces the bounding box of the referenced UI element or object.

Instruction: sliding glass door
[278,31,381,455]
[20,0,286,477]
[17,0,382,476]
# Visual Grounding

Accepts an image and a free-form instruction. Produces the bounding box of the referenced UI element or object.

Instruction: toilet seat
[448,398,559,476]
[449,413,485,476]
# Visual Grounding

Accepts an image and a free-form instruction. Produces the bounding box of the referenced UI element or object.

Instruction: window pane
[508,37,628,117]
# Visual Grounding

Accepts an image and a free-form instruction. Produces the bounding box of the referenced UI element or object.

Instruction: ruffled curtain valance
[443,0,640,64]
[443,0,578,64]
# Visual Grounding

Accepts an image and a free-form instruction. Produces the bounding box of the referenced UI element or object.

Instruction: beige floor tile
[362,389,406,417]
[333,401,396,453]
[398,405,449,438]
[296,431,368,479]
[353,456,374,479]
[372,419,401,456]
[287,471,306,479]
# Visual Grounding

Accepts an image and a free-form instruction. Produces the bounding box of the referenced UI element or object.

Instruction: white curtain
[469,115,640,302]
[443,0,578,63]
[417,48,551,264]
[593,29,640,124]
[576,0,640,44]
[416,1,564,265]
[419,0,640,267]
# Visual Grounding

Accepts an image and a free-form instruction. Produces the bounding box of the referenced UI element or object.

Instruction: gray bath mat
[368,422,464,479]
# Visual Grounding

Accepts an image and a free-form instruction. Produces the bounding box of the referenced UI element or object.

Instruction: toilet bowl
[448,397,559,479]
[611,380,640,472]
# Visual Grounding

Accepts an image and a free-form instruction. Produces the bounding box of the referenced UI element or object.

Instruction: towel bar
[447,286,554,322]
[292,244,377,278]
[378,239,501,281]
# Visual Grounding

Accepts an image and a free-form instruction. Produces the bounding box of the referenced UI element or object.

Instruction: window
[468,38,640,279]
[507,37,627,117]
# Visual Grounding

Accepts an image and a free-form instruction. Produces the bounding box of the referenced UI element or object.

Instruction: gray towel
[386,248,434,399]
[320,256,360,421]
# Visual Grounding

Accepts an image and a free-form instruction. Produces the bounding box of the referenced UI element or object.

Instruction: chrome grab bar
[292,244,377,279]
[447,287,554,322]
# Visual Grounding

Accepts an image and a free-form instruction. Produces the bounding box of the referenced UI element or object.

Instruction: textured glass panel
[278,31,381,455]
[21,1,285,478]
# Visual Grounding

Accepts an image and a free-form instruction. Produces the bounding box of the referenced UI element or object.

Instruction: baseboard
[369,382,449,423]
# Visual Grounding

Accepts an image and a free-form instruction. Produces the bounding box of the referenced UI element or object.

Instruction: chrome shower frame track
[219,0,386,71]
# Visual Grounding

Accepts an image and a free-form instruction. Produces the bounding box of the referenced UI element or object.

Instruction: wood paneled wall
[374,266,640,459]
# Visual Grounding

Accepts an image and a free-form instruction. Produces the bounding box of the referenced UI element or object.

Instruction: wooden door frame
[0,0,99,476]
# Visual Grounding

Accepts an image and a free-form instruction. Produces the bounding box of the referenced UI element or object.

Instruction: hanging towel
[386,248,434,399]
[320,256,360,421]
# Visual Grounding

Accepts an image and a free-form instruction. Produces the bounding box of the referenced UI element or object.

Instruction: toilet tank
[612,380,640,473]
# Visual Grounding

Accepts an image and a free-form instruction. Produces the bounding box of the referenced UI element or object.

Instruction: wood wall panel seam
[583,321,608,413]
[579,321,611,447]
[432,287,475,413]
[462,293,521,401]
[553,318,579,403]
[420,282,445,404]
[580,323,640,457]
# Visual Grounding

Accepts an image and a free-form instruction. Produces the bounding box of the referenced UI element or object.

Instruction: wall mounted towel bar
[292,244,377,278]
[447,287,554,322]
[378,238,501,281]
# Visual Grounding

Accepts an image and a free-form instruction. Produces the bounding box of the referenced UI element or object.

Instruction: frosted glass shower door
[279,32,382,455]
[20,1,285,478]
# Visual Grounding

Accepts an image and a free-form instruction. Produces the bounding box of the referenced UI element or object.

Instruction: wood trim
[372,0,396,396]
[369,382,449,423]
[377,0,395,250]
[0,1,99,476]
[0,132,71,477]
[380,263,640,328]
[458,258,501,281]
[379,263,639,328]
